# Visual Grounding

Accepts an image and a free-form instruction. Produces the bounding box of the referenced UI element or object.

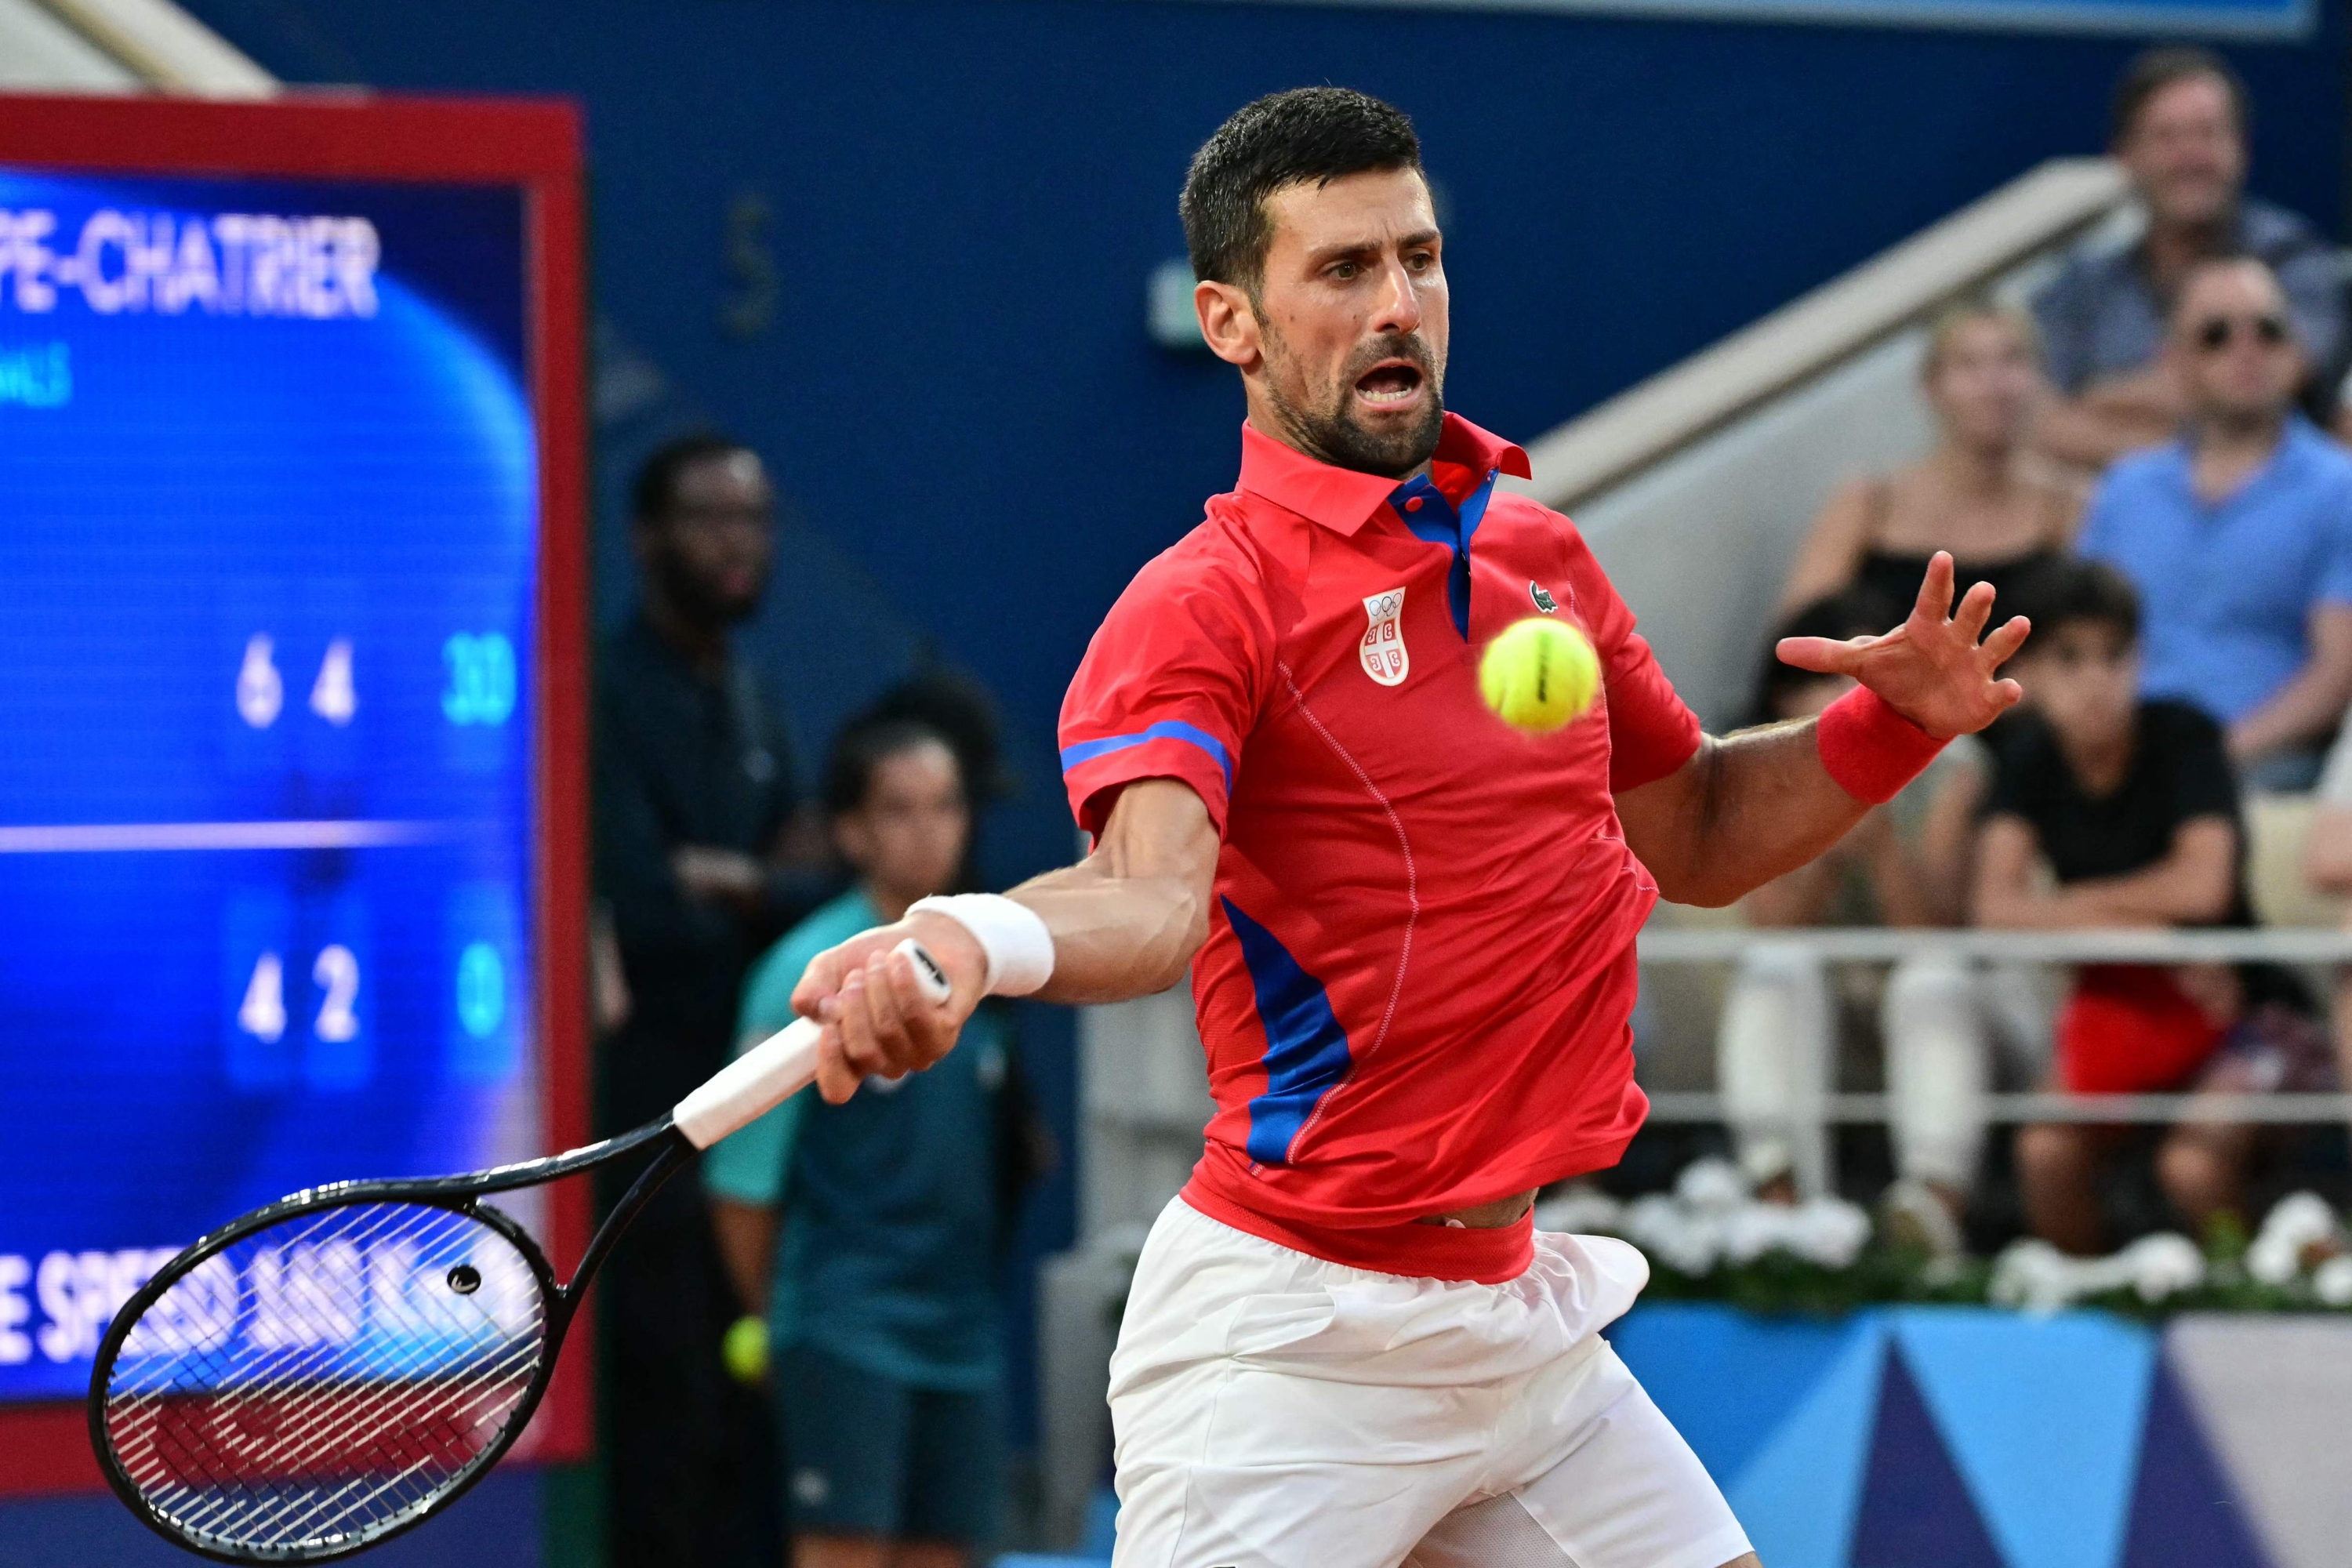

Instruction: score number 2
[442,633,516,726]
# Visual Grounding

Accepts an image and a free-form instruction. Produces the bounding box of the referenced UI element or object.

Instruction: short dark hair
[2011,557,2141,646]
[630,433,753,524]
[2110,45,2249,147]
[1180,88,1422,293]
[822,716,963,817]
[861,666,1012,803]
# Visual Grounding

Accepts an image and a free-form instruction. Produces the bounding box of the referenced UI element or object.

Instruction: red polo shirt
[1059,415,1702,1282]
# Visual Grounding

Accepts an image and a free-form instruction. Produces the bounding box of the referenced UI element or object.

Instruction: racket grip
[671,938,953,1149]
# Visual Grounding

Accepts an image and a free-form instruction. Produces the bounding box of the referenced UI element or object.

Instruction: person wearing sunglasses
[2075,256,2352,792]
[2034,47,2345,474]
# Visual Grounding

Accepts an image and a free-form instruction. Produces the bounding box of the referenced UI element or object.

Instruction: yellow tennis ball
[1479,618,1599,734]
[722,1313,769,1385]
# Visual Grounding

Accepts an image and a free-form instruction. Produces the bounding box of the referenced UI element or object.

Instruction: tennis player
[790,89,2027,1568]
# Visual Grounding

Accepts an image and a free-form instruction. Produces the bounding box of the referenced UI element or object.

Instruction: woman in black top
[1780,299,2080,619]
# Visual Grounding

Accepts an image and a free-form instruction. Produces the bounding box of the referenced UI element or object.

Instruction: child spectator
[1979,560,2330,1254]
[706,714,1012,1568]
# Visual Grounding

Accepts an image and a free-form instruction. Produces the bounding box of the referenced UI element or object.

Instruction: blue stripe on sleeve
[1221,897,1352,1167]
[1059,720,1233,790]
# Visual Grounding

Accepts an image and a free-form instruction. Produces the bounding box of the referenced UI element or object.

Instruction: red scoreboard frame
[0,91,590,1493]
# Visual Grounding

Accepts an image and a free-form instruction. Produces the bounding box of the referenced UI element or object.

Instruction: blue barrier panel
[1607,1304,2332,1568]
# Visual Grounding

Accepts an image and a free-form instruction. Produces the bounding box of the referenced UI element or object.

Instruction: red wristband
[1816,685,1947,804]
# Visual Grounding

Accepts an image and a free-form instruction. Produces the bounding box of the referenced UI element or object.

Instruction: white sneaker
[1878,1176,1966,1261]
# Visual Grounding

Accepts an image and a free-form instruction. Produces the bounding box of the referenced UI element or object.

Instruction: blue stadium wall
[172,0,2352,1446]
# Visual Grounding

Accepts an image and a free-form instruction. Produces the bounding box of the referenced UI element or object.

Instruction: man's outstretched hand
[1776,551,2030,738]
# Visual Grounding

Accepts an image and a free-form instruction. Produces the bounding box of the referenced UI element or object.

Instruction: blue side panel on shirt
[1221,896,1353,1165]
[1059,720,1233,789]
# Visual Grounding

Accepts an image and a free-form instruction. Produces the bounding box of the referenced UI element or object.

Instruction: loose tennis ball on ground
[722,1313,769,1385]
[1479,618,1600,734]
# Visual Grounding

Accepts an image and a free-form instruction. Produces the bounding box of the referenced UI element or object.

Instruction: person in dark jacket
[594,433,825,1568]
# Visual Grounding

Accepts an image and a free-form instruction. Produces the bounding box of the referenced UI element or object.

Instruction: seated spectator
[707,714,1011,1568]
[1978,561,2329,1254]
[2034,46,2345,471]
[2076,256,2352,792]
[1780,300,2078,617]
[1718,593,1987,1206]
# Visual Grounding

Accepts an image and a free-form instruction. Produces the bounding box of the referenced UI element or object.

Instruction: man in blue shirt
[708,715,1008,1568]
[2035,48,2346,472]
[2078,255,2352,790]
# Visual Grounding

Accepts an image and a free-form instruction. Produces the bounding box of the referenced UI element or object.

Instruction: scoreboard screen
[0,97,584,1449]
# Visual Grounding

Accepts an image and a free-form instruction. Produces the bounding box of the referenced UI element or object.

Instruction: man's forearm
[1005,856,1210,1005]
[1984,864,2231,931]
[2230,667,2350,763]
[986,777,1222,1007]
[1618,723,1873,908]
[2033,397,2173,471]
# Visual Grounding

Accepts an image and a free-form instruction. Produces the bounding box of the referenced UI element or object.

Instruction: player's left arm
[1616,552,2027,908]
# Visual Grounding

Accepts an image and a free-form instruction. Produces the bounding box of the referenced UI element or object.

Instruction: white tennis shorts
[1107,1196,1753,1568]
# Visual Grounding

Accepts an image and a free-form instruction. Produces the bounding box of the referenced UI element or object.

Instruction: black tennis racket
[88,938,951,1563]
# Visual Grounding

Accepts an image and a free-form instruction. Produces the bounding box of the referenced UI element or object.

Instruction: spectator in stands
[1980,560,2328,1253]
[2074,256,2352,791]
[1780,299,2078,617]
[1719,592,1987,1206]
[595,434,823,1567]
[710,714,1013,1568]
[2034,47,2345,472]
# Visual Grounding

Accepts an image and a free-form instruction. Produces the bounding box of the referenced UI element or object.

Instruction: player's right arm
[793,539,1259,1105]
[786,779,1220,1102]
[994,779,1221,1001]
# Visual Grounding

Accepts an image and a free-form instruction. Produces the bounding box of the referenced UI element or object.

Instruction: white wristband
[908,893,1055,996]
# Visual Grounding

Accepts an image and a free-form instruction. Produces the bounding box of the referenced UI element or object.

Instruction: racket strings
[117,1203,543,1548]
[102,1200,549,1555]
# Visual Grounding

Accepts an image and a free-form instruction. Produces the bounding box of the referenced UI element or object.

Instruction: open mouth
[1355,359,1425,408]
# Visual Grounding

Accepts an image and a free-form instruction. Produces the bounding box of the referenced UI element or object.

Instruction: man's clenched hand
[789,913,988,1104]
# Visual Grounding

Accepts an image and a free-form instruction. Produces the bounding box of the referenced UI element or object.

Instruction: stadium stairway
[2,0,269,93]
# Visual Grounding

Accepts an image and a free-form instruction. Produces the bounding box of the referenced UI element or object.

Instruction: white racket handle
[672,938,953,1149]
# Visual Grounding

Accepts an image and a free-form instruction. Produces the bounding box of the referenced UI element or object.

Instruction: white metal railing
[1645,1091,2352,1126]
[1635,929,2352,1192]
[1640,927,2352,964]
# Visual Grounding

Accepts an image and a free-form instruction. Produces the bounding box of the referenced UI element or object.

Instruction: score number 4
[237,635,357,729]
[236,946,361,1045]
